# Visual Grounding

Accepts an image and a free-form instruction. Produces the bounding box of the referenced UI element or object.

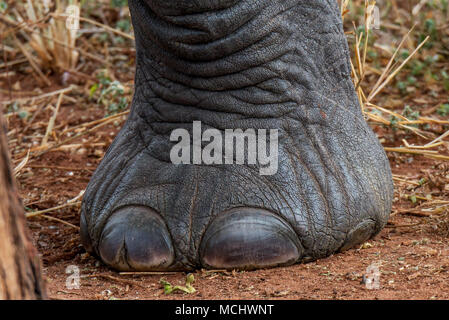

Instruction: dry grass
[341,0,449,230]
[344,0,447,160]
[2,0,79,77]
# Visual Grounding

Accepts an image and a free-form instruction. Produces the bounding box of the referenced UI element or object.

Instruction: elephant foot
[80,0,393,271]
[80,114,392,271]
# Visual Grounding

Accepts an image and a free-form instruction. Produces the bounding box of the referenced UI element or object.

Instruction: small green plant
[0,0,7,13]
[437,103,449,116]
[442,71,449,91]
[356,25,375,47]
[116,19,130,32]
[407,76,417,86]
[402,105,420,120]
[400,49,410,60]
[411,61,425,76]
[89,71,129,115]
[7,102,29,119]
[396,81,408,95]
[389,115,399,127]
[425,18,437,36]
[160,274,196,295]
[111,0,127,8]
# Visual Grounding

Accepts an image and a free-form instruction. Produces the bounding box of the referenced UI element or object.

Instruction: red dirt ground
[3,70,449,300]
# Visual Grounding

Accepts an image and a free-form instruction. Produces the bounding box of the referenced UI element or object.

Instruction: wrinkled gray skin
[80,0,393,271]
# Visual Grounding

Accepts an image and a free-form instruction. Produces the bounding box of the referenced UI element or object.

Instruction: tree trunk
[0,113,46,299]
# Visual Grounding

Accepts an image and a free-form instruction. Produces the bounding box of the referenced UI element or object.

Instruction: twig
[52,13,134,40]
[385,222,422,228]
[40,214,80,230]
[14,150,30,177]
[27,164,93,172]
[368,35,430,102]
[1,86,73,105]
[384,147,449,161]
[119,272,180,276]
[83,274,145,287]
[25,201,81,218]
[13,35,51,86]
[33,116,120,158]
[42,92,64,146]
[424,130,449,147]
[25,190,84,218]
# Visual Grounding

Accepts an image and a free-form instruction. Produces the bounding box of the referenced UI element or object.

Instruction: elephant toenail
[200,207,303,270]
[98,206,174,271]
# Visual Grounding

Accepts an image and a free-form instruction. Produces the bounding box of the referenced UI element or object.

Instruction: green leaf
[0,1,7,13]
[89,83,98,98]
[160,274,196,295]
[160,279,174,294]
[18,110,29,119]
